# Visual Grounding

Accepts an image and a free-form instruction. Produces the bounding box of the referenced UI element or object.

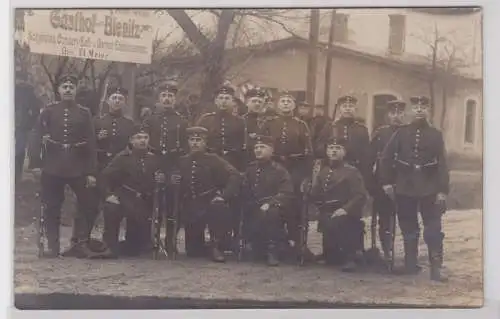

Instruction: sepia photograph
[12,6,483,310]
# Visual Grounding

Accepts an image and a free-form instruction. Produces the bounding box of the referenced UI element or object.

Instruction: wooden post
[121,63,137,120]
[306,9,320,106]
[323,9,336,116]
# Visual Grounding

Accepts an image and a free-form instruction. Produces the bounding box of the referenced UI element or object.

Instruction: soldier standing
[29,75,98,258]
[175,127,241,262]
[367,99,406,264]
[242,135,294,266]
[316,95,370,182]
[296,101,313,128]
[141,82,188,255]
[309,104,331,151]
[379,96,449,282]
[196,85,247,172]
[242,88,267,163]
[310,133,367,272]
[99,126,165,257]
[260,91,313,259]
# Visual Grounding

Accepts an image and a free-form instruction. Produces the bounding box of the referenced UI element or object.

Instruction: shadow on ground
[15,293,469,310]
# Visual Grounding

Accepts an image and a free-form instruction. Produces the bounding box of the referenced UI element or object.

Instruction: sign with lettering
[24,9,156,64]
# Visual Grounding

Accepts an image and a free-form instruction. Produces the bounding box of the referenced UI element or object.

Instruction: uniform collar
[338,117,355,124]
[411,118,430,128]
[327,159,343,169]
[256,158,273,166]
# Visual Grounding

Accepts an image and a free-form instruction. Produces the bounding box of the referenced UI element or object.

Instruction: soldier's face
[298,105,311,117]
[130,133,149,150]
[189,136,206,152]
[339,102,356,118]
[158,91,176,107]
[326,144,346,161]
[58,82,77,101]
[277,96,296,114]
[411,104,429,120]
[246,97,265,114]
[108,93,126,112]
[215,94,234,111]
[254,143,273,160]
[314,107,325,117]
[388,109,405,125]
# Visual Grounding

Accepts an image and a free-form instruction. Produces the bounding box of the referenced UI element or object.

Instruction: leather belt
[45,138,87,151]
[396,159,438,171]
[122,185,148,199]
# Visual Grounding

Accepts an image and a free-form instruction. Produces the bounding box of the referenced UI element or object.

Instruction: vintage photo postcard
[12,7,483,310]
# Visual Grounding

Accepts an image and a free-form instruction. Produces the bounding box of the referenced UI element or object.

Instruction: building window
[388,14,406,55]
[464,99,477,144]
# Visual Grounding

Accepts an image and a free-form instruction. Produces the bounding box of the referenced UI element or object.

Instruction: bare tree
[410,24,470,129]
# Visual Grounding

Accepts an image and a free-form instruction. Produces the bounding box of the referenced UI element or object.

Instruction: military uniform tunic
[310,161,367,264]
[94,112,135,170]
[100,148,161,255]
[242,159,294,247]
[316,117,370,180]
[177,151,241,255]
[196,111,247,171]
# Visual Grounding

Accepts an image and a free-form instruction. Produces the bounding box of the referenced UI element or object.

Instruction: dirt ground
[13,206,483,308]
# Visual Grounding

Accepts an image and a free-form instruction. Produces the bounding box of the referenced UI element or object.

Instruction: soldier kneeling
[100,126,165,258]
[310,134,368,272]
[242,135,294,266]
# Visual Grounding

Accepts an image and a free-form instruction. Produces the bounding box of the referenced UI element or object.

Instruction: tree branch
[167,9,211,52]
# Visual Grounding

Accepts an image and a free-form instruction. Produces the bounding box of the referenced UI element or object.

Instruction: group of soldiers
[26,72,450,283]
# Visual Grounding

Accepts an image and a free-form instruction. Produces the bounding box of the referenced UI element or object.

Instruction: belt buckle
[162,150,167,155]
[414,164,422,171]
[223,150,228,155]
[136,192,141,198]
[62,144,70,151]
[107,152,113,157]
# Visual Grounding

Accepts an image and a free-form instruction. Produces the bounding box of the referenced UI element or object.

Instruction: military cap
[186,126,209,138]
[326,135,348,148]
[278,90,296,100]
[410,95,430,106]
[387,99,406,111]
[337,94,358,105]
[108,87,129,98]
[216,85,235,96]
[252,134,274,147]
[131,124,148,137]
[245,87,266,99]
[158,82,178,94]
[58,74,78,86]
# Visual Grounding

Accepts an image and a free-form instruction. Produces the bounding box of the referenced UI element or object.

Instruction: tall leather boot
[211,240,225,263]
[393,237,422,275]
[429,245,448,282]
[266,242,279,267]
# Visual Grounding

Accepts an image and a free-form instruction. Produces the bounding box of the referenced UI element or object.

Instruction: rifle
[167,183,180,260]
[151,183,168,260]
[298,160,321,266]
[387,201,397,272]
[35,192,46,258]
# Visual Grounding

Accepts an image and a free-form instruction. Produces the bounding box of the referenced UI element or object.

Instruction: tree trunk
[323,9,336,114]
[306,9,320,106]
[440,81,448,130]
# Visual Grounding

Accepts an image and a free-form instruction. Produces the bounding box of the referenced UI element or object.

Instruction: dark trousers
[372,191,396,253]
[396,194,444,264]
[40,172,94,252]
[320,214,365,265]
[158,186,181,251]
[102,201,151,256]
[246,206,287,256]
[183,201,232,257]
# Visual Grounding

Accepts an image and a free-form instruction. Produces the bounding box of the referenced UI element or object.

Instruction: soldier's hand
[260,203,270,212]
[382,184,395,200]
[330,208,347,219]
[42,134,50,144]
[300,180,312,193]
[97,129,108,140]
[436,193,447,204]
[30,168,42,180]
[211,196,225,204]
[105,195,120,205]
[170,174,181,185]
[154,172,166,183]
[86,175,97,188]
[141,107,152,118]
